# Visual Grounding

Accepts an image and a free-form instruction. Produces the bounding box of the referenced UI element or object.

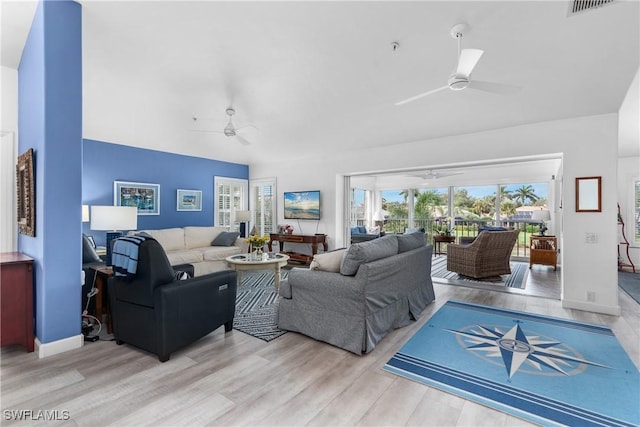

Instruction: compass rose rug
[384,300,639,426]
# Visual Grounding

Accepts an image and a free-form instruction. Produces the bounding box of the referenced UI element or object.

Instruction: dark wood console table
[1,252,34,352]
[268,233,328,265]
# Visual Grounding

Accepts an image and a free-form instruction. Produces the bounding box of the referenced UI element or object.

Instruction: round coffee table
[225,253,290,291]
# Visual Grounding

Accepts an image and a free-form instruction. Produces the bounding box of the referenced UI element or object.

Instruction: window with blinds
[214,177,248,229]
[634,180,640,243]
[251,178,276,236]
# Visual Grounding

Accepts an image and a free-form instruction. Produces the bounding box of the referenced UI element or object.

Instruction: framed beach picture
[114,181,160,215]
[177,189,202,211]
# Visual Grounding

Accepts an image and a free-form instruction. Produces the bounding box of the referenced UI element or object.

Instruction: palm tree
[415,190,445,219]
[472,197,493,216]
[513,185,539,206]
[499,186,513,202]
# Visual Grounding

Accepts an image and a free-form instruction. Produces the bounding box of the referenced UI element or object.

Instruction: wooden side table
[433,235,455,256]
[90,265,114,333]
[529,236,557,270]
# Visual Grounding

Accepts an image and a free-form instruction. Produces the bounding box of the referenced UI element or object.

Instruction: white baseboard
[35,334,83,358]
[562,298,621,316]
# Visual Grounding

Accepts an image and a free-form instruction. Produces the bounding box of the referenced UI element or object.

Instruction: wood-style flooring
[1,269,638,427]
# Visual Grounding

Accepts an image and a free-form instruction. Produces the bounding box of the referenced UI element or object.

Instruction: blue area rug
[233,270,288,342]
[384,300,639,426]
[619,271,640,304]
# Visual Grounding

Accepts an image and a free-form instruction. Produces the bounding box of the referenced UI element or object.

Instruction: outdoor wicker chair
[447,230,520,279]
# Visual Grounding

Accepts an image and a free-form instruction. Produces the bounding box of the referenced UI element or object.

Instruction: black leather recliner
[108,238,237,362]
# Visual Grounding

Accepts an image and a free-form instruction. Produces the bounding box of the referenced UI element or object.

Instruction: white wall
[1,66,19,252]
[251,113,620,315]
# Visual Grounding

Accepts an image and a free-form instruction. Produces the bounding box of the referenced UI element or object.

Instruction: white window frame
[214,177,248,229]
[250,177,277,236]
[632,178,640,246]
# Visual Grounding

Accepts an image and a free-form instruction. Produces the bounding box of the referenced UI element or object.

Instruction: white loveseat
[129,226,243,276]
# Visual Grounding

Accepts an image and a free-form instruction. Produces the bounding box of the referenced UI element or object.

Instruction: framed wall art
[575,176,602,212]
[16,148,35,236]
[114,181,160,215]
[176,189,202,211]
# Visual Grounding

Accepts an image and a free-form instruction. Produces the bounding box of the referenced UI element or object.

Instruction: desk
[90,265,114,333]
[268,233,328,265]
[0,252,34,352]
[433,235,455,256]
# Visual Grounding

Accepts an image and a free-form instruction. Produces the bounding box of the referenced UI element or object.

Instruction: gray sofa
[277,233,435,354]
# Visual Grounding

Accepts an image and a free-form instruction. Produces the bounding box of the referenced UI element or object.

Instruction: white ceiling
[2,1,639,170]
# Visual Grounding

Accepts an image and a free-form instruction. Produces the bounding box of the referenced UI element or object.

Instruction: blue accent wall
[18,1,83,344]
[83,139,248,246]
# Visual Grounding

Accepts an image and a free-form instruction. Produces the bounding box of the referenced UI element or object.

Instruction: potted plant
[245,235,270,257]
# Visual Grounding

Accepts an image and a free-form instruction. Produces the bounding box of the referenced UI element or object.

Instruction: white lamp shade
[373,210,385,221]
[235,210,251,222]
[90,206,138,231]
[531,210,551,221]
[82,205,90,222]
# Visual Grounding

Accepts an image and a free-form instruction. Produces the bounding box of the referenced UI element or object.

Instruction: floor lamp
[90,206,138,265]
[235,210,251,238]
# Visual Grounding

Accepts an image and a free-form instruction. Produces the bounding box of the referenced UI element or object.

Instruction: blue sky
[379,183,548,204]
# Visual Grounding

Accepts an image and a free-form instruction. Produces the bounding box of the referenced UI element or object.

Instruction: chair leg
[224,319,233,332]
[116,340,124,345]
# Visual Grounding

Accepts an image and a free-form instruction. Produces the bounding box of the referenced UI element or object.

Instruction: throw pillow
[309,248,346,272]
[174,270,191,280]
[366,225,380,235]
[211,231,240,246]
[340,235,398,276]
[397,232,426,253]
[82,234,102,264]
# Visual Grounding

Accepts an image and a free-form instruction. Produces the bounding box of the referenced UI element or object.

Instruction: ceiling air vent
[569,0,615,15]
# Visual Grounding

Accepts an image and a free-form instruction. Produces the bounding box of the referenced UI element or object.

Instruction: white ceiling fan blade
[235,135,251,146]
[395,86,448,106]
[456,49,483,77]
[436,171,464,178]
[468,80,521,95]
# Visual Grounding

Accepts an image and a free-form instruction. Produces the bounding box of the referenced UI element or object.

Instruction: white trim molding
[35,334,83,359]
[562,298,621,316]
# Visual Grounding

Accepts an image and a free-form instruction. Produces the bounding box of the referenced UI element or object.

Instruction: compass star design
[445,323,610,378]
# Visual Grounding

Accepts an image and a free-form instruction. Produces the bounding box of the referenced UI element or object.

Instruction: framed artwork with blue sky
[114,181,160,215]
[176,189,202,211]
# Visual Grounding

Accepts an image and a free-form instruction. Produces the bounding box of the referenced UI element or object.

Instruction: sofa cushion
[165,249,204,265]
[184,226,230,249]
[340,235,398,276]
[199,245,242,261]
[310,248,346,273]
[211,231,240,247]
[397,232,426,253]
[137,228,185,251]
[479,226,507,233]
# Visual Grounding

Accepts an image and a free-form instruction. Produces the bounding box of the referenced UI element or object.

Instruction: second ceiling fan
[191,108,255,145]
[396,23,519,106]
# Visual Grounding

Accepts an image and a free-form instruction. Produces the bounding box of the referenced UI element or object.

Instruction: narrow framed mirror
[575,176,601,212]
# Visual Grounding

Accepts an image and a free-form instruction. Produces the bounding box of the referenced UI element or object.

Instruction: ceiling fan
[190,108,255,145]
[408,170,464,180]
[395,23,520,106]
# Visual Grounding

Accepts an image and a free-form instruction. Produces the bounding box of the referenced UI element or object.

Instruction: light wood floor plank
[1,268,636,427]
